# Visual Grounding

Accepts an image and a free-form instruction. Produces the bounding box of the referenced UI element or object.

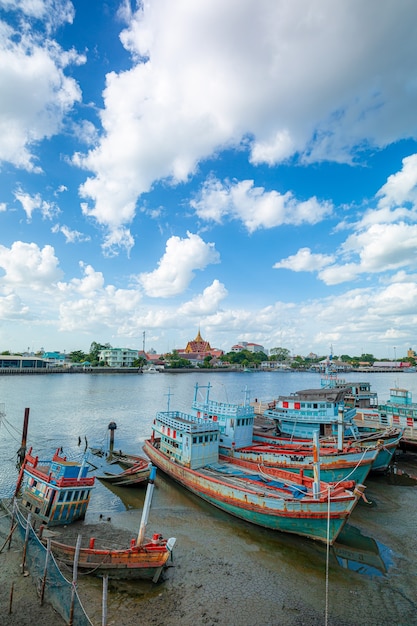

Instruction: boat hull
[218,445,376,484]
[97,460,151,487]
[252,430,402,472]
[48,538,172,581]
[143,440,362,544]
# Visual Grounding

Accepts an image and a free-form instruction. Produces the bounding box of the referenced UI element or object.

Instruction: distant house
[231,342,266,354]
[0,355,47,369]
[43,351,68,367]
[98,348,139,367]
[372,361,410,369]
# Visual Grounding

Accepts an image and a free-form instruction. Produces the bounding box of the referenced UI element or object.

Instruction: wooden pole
[69,535,82,626]
[21,513,31,573]
[0,523,17,554]
[40,538,51,606]
[312,431,321,499]
[102,574,108,626]
[17,408,30,467]
[8,582,14,614]
[137,465,156,545]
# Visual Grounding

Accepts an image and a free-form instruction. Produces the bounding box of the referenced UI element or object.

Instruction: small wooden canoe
[46,533,176,581]
[97,459,151,487]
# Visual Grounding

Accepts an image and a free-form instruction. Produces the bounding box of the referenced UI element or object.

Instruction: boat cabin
[18,448,95,526]
[191,383,255,449]
[153,410,219,469]
[264,388,359,440]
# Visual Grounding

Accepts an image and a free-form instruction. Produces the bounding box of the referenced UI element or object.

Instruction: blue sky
[1,0,417,359]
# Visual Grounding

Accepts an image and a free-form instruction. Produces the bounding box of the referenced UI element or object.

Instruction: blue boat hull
[143,440,362,544]
[218,445,376,484]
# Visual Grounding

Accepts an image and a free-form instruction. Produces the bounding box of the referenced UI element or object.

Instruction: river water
[1,370,417,625]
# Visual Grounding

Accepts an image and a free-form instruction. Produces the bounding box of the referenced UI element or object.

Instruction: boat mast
[312,430,321,499]
[137,465,157,546]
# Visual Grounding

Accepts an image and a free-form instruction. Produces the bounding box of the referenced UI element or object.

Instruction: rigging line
[325,486,331,626]
[0,415,23,436]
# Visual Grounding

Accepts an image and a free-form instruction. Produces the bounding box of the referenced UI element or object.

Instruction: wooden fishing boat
[42,466,176,582]
[143,400,365,545]
[355,387,417,450]
[257,387,402,471]
[110,451,148,469]
[191,383,379,484]
[97,458,151,487]
[15,447,95,526]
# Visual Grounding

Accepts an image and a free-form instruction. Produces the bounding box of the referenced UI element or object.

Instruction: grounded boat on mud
[38,466,176,582]
[15,447,95,526]
[143,395,365,545]
[256,387,402,471]
[191,383,379,485]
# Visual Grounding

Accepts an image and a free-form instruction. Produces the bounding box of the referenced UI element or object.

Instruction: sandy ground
[1,451,417,626]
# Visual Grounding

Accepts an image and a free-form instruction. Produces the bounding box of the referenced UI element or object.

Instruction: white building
[98,348,139,367]
[231,342,266,354]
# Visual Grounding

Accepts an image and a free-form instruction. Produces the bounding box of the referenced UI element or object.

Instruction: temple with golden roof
[184,329,212,354]
[175,329,223,363]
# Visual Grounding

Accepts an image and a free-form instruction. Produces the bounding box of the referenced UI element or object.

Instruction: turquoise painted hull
[218,446,376,484]
[253,431,401,472]
[143,440,362,544]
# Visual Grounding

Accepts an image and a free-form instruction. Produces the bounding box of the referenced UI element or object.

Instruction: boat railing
[156,410,219,433]
[24,465,95,487]
[192,400,254,418]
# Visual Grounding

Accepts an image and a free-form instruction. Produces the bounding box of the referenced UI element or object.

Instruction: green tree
[133,356,147,368]
[269,347,291,362]
[68,350,87,363]
[88,341,112,363]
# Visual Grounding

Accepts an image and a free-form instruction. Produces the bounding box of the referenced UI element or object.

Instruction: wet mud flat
[1,454,417,626]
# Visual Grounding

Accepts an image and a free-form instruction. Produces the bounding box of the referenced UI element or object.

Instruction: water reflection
[331,525,392,577]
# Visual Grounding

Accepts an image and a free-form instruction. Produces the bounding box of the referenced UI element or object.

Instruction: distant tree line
[2,344,415,369]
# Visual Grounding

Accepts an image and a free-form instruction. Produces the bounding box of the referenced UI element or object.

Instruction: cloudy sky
[1,0,417,359]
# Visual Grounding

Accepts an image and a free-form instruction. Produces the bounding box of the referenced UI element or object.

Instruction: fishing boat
[97,458,151,487]
[15,447,95,526]
[40,466,176,582]
[110,451,149,469]
[191,383,378,484]
[143,400,365,545]
[355,387,417,450]
[257,387,402,471]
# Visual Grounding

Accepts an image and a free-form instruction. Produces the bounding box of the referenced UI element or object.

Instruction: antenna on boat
[243,385,251,406]
[193,382,212,404]
[165,388,172,411]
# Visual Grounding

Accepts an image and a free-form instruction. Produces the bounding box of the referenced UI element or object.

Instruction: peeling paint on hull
[143,441,361,544]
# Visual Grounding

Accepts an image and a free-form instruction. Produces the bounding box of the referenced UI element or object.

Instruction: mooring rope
[325,485,331,626]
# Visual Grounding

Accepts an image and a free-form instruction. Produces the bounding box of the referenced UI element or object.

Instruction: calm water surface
[1,370,417,624]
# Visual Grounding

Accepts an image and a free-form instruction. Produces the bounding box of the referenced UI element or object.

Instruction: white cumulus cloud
[139,232,220,297]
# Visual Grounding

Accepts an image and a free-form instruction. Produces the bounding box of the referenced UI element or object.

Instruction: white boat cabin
[191,383,255,449]
[153,410,219,469]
